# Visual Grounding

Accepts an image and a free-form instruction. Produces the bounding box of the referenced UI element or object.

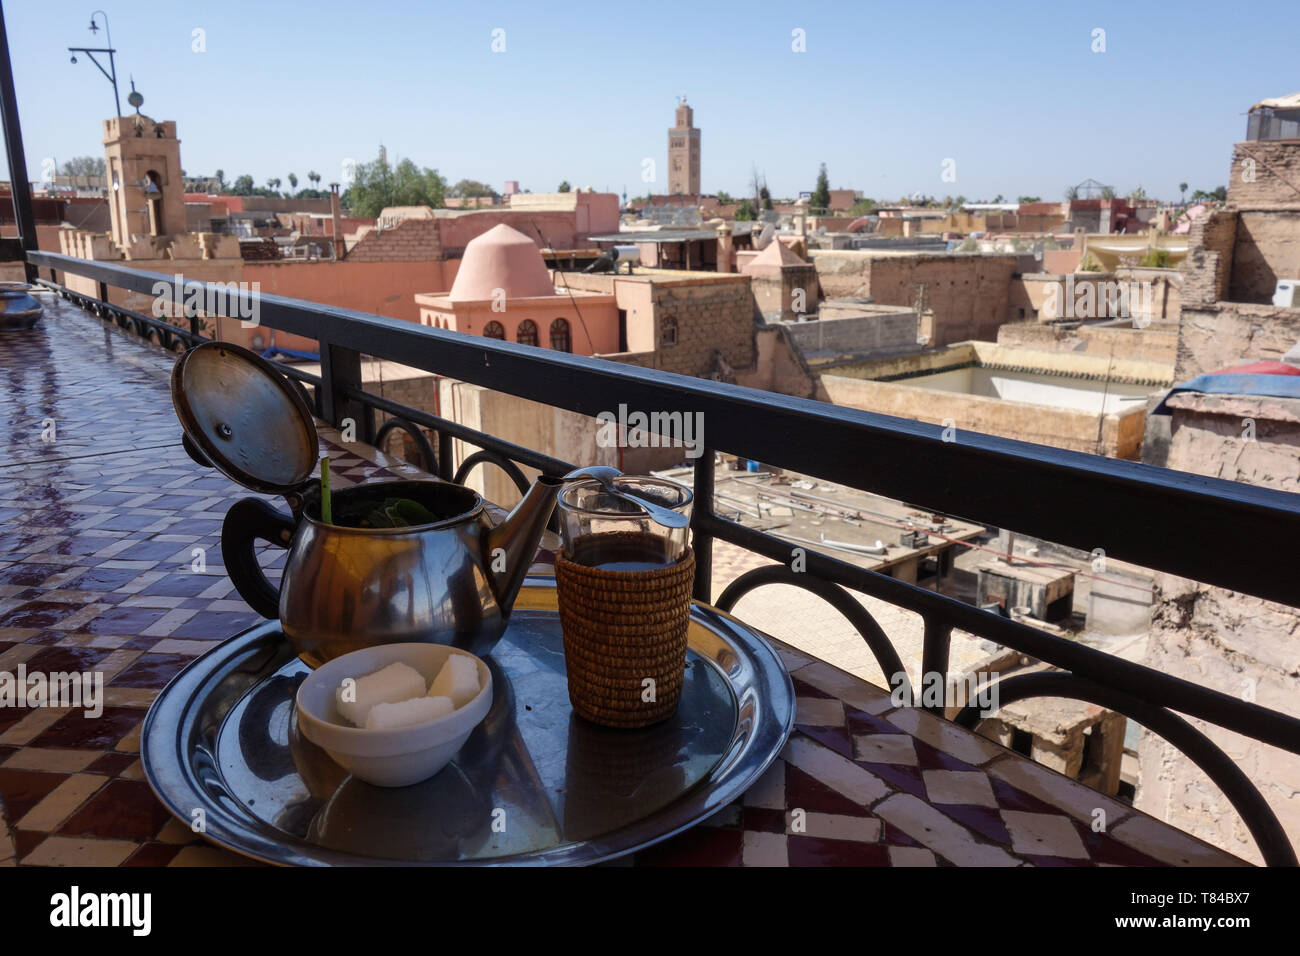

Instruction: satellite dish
[756,223,775,249]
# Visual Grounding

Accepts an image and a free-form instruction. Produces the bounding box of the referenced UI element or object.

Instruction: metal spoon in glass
[562,466,691,529]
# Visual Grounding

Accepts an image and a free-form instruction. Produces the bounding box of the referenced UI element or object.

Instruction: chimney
[329,182,343,260]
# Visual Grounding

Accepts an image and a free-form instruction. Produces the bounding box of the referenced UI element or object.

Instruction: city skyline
[6,0,1299,202]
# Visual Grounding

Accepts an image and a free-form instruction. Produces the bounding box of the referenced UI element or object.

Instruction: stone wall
[648,278,757,377]
[731,325,824,399]
[438,209,582,253]
[1011,271,1181,325]
[996,321,1178,366]
[1227,140,1300,208]
[553,272,757,377]
[749,264,819,321]
[781,310,918,356]
[1138,391,1300,864]
[346,217,442,261]
[808,250,1018,346]
[1176,301,1300,379]
[1229,210,1300,304]
[1181,209,1238,305]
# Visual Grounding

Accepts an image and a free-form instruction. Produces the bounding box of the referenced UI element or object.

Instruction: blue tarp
[1152,373,1300,415]
[260,346,320,362]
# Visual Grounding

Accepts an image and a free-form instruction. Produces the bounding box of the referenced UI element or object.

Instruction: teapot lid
[171,341,319,494]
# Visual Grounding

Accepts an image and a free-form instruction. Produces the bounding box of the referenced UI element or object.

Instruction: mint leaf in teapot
[335,496,439,528]
[388,497,439,525]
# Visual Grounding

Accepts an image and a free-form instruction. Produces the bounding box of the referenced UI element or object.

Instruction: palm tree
[268,177,281,195]
[1178,182,1188,205]
[308,170,321,191]
[288,173,298,192]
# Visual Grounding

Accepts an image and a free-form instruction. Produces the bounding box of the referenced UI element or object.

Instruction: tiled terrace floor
[0,296,1247,866]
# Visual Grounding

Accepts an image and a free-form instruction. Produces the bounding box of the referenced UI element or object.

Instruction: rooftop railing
[26,249,1300,865]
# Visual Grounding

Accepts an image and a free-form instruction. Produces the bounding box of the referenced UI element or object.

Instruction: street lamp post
[68,11,121,117]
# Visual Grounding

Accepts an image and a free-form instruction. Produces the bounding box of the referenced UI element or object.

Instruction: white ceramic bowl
[295,643,493,788]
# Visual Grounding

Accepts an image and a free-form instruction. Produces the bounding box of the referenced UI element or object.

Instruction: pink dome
[448,223,555,301]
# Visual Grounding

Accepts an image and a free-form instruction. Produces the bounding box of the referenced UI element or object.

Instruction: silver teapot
[171,342,563,666]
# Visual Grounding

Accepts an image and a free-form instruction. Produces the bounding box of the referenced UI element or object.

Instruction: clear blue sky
[5,0,1298,202]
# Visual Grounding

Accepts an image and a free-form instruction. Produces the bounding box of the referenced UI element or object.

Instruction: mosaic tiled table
[0,299,1246,867]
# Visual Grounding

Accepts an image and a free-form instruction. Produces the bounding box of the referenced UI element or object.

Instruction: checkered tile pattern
[0,299,1248,867]
[0,299,418,866]
[630,647,1247,866]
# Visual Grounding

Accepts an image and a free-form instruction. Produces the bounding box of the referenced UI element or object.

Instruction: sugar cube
[336,661,428,727]
[428,654,480,709]
[364,695,453,730]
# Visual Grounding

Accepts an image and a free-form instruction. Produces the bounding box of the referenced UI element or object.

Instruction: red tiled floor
[632,825,744,866]
[0,563,63,586]
[0,601,74,629]
[139,575,223,598]
[166,611,261,639]
[70,566,152,591]
[109,653,191,689]
[782,762,874,818]
[30,706,142,750]
[83,606,171,635]
[0,706,31,735]
[111,539,189,562]
[22,644,113,675]
[795,722,855,758]
[787,836,891,866]
[13,829,46,859]
[741,806,788,834]
[87,752,140,776]
[0,768,67,821]
[122,842,183,867]
[58,778,175,843]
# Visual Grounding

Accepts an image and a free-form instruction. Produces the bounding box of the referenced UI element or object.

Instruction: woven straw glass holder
[554,545,696,729]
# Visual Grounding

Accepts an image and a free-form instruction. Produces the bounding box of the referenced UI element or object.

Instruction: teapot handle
[222,498,297,619]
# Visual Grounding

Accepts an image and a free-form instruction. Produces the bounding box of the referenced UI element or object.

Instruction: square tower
[102,114,185,248]
[667,98,700,196]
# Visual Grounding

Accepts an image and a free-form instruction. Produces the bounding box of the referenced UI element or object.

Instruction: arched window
[517,319,539,346]
[145,170,165,236]
[550,318,571,352]
[660,315,678,347]
[483,321,505,339]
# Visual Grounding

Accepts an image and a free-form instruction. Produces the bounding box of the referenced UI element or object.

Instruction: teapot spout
[483,474,565,617]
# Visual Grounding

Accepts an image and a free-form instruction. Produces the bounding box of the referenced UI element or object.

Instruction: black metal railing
[27,250,1300,866]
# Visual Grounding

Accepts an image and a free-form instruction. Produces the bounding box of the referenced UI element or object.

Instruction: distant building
[668,97,700,196]
[826,189,857,214]
[415,224,617,354]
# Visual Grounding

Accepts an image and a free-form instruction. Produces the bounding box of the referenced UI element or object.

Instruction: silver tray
[142,577,794,866]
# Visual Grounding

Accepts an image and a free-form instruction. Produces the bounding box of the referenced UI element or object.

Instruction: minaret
[667,96,700,196]
[102,113,184,248]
